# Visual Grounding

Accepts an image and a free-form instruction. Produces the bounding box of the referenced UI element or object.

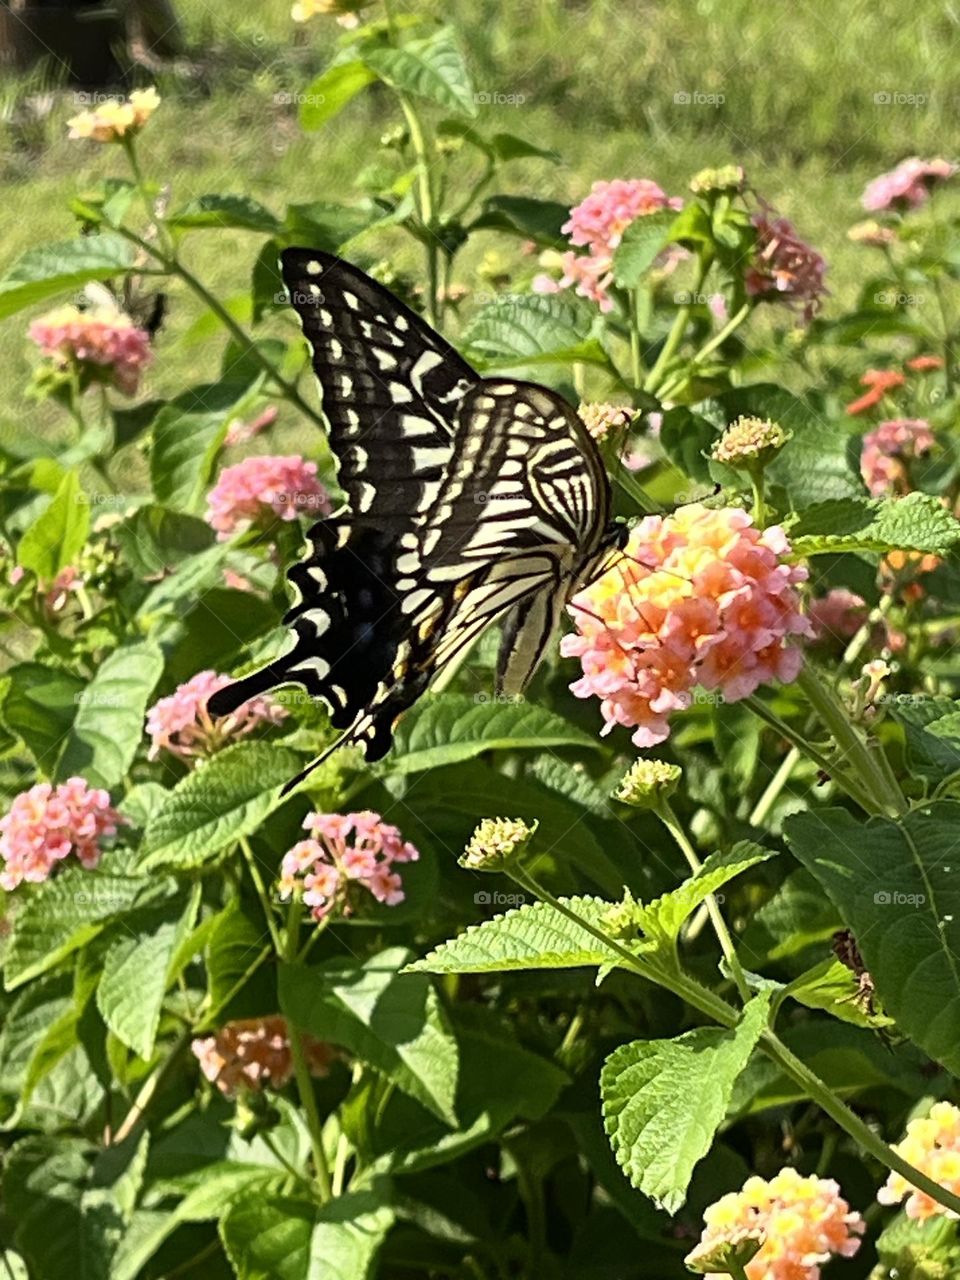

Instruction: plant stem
[795,664,906,816]
[749,745,800,827]
[656,800,751,1004]
[238,836,282,952]
[629,287,644,388]
[643,302,692,395]
[397,92,440,330]
[508,858,960,1219]
[749,470,766,527]
[283,902,333,1202]
[113,1028,193,1144]
[656,302,752,402]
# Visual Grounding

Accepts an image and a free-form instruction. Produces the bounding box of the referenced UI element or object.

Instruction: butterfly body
[207,250,619,781]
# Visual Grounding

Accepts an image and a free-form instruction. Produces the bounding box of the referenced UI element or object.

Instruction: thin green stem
[643,302,692,395]
[629,286,644,388]
[396,90,440,330]
[657,302,752,402]
[728,1263,751,1280]
[749,470,766,527]
[657,800,751,1004]
[238,836,282,952]
[935,276,955,396]
[283,903,333,1202]
[749,745,800,827]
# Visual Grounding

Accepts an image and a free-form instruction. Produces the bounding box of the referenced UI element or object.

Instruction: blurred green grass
[1,0,957,446]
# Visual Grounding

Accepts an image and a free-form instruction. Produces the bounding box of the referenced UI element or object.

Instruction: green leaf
[56,641,164,788]
[299,60,377,130]
[489,132,560,164]
[149,388,248,514]
[167,195,281,233]
[114,505,216,578]
[280,949,459,1125]
[0,233,135,318]
[463,293,607,368]
[888,696,960,781]
[470,194,569,244]
[4,865,173,988]
[17,470,90,581]
[363,26,476,117]
[220,1185,394,1280]
[657,406,717,484]
[637,842,777,948]
[785,803,960,1075]
[140,742,304,871]
[784,957,894,1029]
[407,896,623,975]
[789,493,960,557]
[97,898,197,1058]
[205,900,269,1013]
[0,663,84,774]
[601,994,770,1212]
[386,692,600,773]
[612,210,678,288]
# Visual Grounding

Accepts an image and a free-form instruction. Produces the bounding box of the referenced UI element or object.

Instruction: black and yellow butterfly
[208,250,626,781]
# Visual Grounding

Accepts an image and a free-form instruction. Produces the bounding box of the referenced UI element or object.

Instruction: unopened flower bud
[615,759,681,809]
[578,402,635,443]
[711,416,790,471]
[689,165,746,197]
[460,817,537,872]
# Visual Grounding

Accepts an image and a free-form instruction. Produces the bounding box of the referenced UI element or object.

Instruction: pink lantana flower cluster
[687,1166,865,1280]
[878,1101,960,1221]
[29,302,152,395]
[745,213,828,322]
[860,418,936,496]
[561,504,811,747]
[862,156,955,212]
[205,454,331,540]
[279,811,420,920]
[191,1015,333,1098]
[536,178,683,311]
[145,670,286,762]
[0,777,123,890]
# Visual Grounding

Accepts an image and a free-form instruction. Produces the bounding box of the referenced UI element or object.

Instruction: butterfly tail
[206,662,291,719]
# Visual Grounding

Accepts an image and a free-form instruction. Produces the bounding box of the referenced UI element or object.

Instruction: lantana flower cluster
[878,1101,960,1221]
[687,1166,865,1280]
[862,156,955,212]
[191,1016,333,1098]
[535,178,683,310]
[146,670,286,762]
[67,87,160,143]
[29,301,152,396]
[205,454,331,540]
[860,418,936,496]
[561,503,811,747]
[279,811,419,920]
[0,778,123,890]
[745,212,828,321]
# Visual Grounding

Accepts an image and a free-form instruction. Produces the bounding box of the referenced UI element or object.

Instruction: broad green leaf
[612,209,678,288]
[407,896,623,975]
[785,803,960,1074]
[113,505,215,578]
[96,897,197,1058]
[149,396,240,514]
[889,696,960,781]
[0,233,135,318]
[789,493,960,558]
[489,132,560,163]
[0,663,84,773]
[205,899,270,1013]
[363,26,476,117]
[387,693,600,773]
[167,195,281,233]
[784,957,894,1029]
[657,406,716,484]
[463,293,607,368]
[136,541,231,618]
[56,641,164,788]
[4,863,172,988]
[636,841,777,948]
[299,60,377,130]
[470,194,569,244]
[140,742,304,870]
[739,869,840,964]
[280,948,459,1125]
[16,471,90,581]
[601,993,770,1212]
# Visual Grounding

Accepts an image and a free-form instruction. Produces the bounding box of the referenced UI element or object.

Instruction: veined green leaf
[16,471,90,581]
[363,26,476,117]
[299,60,377,130]
[0,234,135,318]
[789,493,960,558]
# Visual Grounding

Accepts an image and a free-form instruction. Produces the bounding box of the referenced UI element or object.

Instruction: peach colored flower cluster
[862,157,955,212]
[536,178,683,311]
[745,213,828,322]
[806,589,870,643]
[860,418,936,496]
[0,777,122,891]
[205,454,330,540]
[191,1016,333,1098]
[279,811,420,921]
[67,87,160,143]
[29,302,152,395]
[145,670,286,762]
[561,504,811,747]
[878,1101,960,1221]
[688,1166,865,1280]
